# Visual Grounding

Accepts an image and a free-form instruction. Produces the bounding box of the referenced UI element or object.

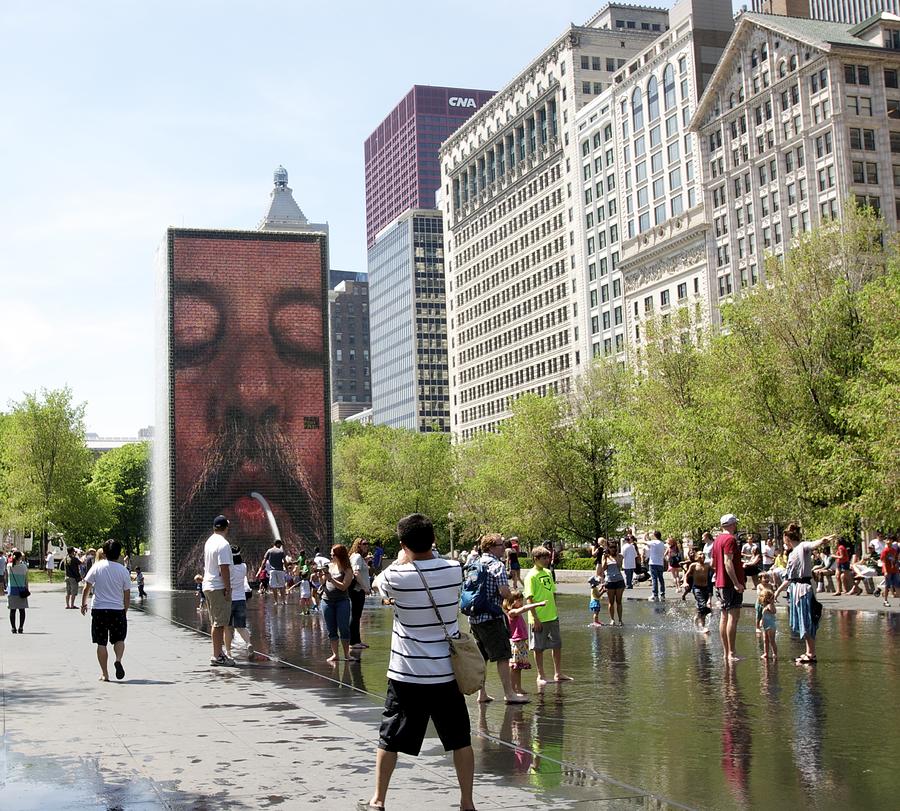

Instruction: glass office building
[368,209,449,431]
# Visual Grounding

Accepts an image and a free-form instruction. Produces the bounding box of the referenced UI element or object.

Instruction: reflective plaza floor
[146,587,899,810]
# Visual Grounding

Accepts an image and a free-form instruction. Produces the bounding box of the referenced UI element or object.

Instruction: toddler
[587,576,607,626]
[194,574,205,609]
[135,567,146,599]
[503,590,546,696]
[755,572,774,634]
[758,587,778,659]
[298,573,312,614]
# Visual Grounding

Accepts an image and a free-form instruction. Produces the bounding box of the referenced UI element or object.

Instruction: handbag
[411,561,486,696]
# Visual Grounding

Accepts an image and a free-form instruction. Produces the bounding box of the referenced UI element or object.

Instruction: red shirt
[881,546,898,575]
[713,532,746,588]
[836,544,850,565]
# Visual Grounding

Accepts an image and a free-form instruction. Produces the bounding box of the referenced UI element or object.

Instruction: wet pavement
[2,582,897,809]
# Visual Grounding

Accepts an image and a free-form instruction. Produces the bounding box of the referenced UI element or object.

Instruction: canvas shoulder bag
[411,561,486,696]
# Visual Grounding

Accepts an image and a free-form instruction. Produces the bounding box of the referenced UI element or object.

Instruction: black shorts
[471,616,512,662]
[91,609,128,645]
[379,679,471,756]
[717,585,744,612]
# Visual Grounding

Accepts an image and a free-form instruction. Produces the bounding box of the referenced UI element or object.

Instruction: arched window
[632,86,643,130]
[751,48,758,68]
[647,76,660,121]
[729,92,736,109]
[761,43,768,60]
[778,60,786,78]
[738,86,745,102]
[789,54,798,71]
[663,64,676,110]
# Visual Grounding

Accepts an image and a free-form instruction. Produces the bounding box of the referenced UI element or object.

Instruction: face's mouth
[222,466,290,539]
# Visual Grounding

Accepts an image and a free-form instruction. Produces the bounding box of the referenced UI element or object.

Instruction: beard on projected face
[175,412,324,584]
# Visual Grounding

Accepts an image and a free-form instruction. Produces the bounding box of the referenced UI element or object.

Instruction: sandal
[357,802,385,810]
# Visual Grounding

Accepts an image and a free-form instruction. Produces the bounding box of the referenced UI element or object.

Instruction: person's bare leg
[551,648,572,681]
[211,626,224,658]
[224,626,234,657]
[342,640,352,660]
[510,665,524,695]
[719,610,729,659]
[727,611,740,660]
[327,639,339,663]
[369,748,397,808]
[498,659,525,701]
[453,745,475,810]
[534,649,548,684]
[96,645,109,680]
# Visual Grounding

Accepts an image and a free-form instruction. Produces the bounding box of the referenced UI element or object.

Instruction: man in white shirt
[81,539,133,681]
[622,536,638,589]
[45,551,55,582]
[646,531,667,601]
[363,514,472,811]
[203,515,234,666]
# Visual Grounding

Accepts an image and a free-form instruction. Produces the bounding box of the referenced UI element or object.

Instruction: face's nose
[222,339,282,424]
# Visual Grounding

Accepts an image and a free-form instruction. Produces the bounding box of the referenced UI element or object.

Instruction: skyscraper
[752,0,900,25]
[364,85,495,248]
[365,85,494,432]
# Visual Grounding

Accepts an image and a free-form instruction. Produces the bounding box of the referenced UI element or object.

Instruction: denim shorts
[230,599,247,629]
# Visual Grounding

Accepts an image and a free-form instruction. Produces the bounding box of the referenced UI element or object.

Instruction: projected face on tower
[169,232,329,586]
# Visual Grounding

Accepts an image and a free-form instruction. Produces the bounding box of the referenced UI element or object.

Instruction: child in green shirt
[523,546,573,685]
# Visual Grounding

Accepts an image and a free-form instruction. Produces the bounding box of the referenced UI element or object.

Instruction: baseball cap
[720,514,738,527]
[213,515,230,529]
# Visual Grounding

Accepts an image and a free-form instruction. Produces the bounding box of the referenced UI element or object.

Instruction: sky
[0,0,704,435]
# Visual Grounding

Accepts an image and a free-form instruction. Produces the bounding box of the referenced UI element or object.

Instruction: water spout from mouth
[250,491,282,543]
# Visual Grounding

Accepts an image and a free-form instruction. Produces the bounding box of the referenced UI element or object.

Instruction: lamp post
[448,512,455,559]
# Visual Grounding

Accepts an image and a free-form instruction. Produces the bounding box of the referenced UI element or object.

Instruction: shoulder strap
[410,561,452,642]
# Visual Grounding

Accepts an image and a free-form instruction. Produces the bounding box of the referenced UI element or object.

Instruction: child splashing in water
[758,587,778,659]
[587,577,607,626]
[503,590,546,696]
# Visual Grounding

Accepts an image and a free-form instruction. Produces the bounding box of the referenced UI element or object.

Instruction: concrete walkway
[0,588,656,811]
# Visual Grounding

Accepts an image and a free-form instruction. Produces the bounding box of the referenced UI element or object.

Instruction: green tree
[488,361,630,546]
[90,441,150,556]
[719,204,891,533]
[0,387,94,556]
[621,307,729,536]
[334,424,455,550]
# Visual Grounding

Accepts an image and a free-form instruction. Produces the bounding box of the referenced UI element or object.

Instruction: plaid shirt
[469,552,508,625]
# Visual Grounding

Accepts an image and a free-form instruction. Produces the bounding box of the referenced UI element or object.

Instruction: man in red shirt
[712,514,746,662]
[880,542,898,607]
[834,539,851,595]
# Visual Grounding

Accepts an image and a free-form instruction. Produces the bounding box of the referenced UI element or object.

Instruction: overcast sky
[1,0,716,435]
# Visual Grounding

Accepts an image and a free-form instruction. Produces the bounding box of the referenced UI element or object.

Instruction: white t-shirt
[46,553,55,570]
[84,560,132,610]
[298,579,312,599]
[871,538,885,556]
[202,533,233,591]
[622,543,638,569]
[351,552,371,592]
[762,542,775,565]
[646,540,666,567]
[375,557,462,685]
[230,562,249,601]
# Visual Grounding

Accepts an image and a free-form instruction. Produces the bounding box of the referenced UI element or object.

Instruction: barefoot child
[759,587,778,659]
[755,572,774,635]
[503,590,546,696]
[682,551,711,633]
[587,576,606,626]
[524,546,573,685]
[194,574,205,610]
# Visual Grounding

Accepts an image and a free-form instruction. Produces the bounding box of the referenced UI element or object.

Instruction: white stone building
[691,11,900,322]
[440,4,670,440]
[573,0,734,364]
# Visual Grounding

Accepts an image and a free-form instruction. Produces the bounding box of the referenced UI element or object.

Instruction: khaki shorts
[204,589,231,628]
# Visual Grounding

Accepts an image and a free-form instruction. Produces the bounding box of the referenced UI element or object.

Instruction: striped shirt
[375,557,463,685]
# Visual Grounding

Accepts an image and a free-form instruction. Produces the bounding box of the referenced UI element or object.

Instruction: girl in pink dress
[503,590,546,696]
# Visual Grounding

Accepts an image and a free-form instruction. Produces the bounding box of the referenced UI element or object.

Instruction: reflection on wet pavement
[143,590,898,810]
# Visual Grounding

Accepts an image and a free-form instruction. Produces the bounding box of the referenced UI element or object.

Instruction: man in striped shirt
[361,514,475,811]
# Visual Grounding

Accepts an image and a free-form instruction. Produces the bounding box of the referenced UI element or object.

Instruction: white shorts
[268,570,287,589]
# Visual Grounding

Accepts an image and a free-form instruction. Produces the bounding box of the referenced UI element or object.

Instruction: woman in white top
[348,537,372,650]
[224,546,253,661]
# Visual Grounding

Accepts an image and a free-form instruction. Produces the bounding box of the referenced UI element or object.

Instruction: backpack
[459,558,501,617]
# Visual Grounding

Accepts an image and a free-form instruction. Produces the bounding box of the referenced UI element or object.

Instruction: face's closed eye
[173,289,225,368]
[270,291,324,367]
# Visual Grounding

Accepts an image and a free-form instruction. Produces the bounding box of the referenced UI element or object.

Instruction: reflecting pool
[144,591,899,810]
